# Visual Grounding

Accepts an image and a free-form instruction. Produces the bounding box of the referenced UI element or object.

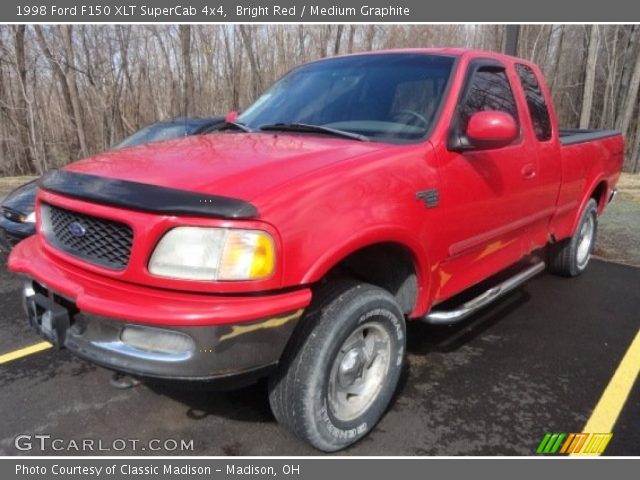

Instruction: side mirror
[225,111,239,123]
[465,111,518,150]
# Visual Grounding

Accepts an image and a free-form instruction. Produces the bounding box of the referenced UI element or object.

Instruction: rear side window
[516,64,552,141]
[459,68,518,131]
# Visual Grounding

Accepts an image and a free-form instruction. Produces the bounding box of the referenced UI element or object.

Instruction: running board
[422,260,546,325]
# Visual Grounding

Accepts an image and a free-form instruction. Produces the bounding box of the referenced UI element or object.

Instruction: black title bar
[2,0,640,22]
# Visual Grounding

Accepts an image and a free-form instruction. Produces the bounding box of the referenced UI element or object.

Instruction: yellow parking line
[0,341,52,365]
[572,328,640,456]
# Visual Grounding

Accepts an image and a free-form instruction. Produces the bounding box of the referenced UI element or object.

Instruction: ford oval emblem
[68,221,86,238]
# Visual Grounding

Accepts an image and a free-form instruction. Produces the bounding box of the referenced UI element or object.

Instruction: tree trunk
[334,25,344,55]
[579,26,600,128]
[504,25,519,56]
[34,26,76,132]
[179,25,194,117]
[13,25,38,173]
[618,46,640,138]
[297,25,306,61]
[222,27,241,110]
[239,25,263,100]
[365,26,376,50]
[61,26,88,157]
[631,115,640,173]
[0,35,18,130]
[614,26,640,127]
[150,26,177,117]
[546,26,565,91]
[347,26,356,54]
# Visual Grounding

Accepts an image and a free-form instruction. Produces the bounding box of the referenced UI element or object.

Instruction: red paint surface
[466,111,518,145]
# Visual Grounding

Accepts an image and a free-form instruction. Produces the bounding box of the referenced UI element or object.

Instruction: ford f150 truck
[8,49,623,451]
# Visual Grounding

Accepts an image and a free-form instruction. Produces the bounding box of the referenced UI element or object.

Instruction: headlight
[148,227,275,281]
[23,212,36,224]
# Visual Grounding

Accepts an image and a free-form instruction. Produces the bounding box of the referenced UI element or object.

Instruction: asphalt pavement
[0,253,638,456]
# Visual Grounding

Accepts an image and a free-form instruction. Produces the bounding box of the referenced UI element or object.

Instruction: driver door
[433,61,541,302]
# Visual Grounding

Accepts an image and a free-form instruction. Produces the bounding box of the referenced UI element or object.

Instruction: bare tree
[61,26,88,157]
[34,26,87,157]
[632,117,640,173]
[239,25,263,100]
[347,26,356,53]
[12,25,38,173]
[222,26,243,110]
[618,45,640,139]
[365,25,377,50]
[179,25,194,117]
[580,26,600,128]
[0,25,639,176]
[334,25,344,55]
[546,26,565,91]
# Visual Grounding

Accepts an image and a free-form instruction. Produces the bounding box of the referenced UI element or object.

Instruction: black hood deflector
[39,169,258,219]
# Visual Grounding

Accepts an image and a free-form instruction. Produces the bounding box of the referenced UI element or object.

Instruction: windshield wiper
[259,123,369,142]
[219,121,254,133]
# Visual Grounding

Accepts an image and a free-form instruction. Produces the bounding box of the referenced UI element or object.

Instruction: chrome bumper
[22,279,302,381]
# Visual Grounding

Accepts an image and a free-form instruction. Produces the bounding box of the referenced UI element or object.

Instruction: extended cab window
[459,67,518,131]
[516,64,552,141]
[238,54,455,143]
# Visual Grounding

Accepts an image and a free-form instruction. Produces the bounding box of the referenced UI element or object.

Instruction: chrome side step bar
[422,260,546,325]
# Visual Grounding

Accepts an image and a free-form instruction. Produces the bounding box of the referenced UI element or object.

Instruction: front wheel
[549,198,598,277]
[268,281,406,452]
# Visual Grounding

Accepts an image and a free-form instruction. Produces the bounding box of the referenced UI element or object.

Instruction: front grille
[40,203,133,270]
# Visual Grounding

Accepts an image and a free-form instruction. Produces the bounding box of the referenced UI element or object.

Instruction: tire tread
[269,279,404,451]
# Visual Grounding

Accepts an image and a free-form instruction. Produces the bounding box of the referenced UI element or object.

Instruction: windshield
[113,123,194,150]
[239,53,455,143]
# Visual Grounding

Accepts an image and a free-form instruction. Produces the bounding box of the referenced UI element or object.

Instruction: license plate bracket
[25,292,71,348]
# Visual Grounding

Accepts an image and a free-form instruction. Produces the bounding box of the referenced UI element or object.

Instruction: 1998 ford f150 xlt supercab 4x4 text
[8,49,623,451]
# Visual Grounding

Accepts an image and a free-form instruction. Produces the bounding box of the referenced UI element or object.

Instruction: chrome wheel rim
[328,322,392,422]
[576,214,595,269]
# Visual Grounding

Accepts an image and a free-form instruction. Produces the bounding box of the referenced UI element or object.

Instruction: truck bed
[559,128,621,146]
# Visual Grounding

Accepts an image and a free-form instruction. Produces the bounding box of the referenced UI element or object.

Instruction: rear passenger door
[514,63,563,250]
[434,60,541,301]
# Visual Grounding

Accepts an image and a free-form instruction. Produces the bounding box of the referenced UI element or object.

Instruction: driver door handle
[521,163,537,179]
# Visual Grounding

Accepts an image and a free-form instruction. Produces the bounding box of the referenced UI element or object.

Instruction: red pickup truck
[9,49,623,451]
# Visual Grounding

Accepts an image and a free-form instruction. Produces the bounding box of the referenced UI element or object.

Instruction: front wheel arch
[300,230,431,317]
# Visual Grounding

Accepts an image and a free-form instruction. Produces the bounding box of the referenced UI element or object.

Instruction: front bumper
[23,281,303,380]
[11,236,311,380]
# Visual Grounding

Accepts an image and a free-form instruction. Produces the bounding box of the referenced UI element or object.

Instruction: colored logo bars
[536,433,613,455]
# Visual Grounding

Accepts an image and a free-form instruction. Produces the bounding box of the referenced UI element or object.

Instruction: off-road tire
[268,280,406,452]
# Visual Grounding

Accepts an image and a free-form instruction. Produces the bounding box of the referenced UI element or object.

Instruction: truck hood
[66,132,389,202]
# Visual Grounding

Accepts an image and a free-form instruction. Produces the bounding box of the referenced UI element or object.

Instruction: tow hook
[110,372,142,390]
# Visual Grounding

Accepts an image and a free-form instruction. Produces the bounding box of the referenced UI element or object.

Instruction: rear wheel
[549,198,598,277]
[268,280,406,452]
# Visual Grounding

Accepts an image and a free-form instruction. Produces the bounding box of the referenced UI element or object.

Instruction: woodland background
[0,24,639,176]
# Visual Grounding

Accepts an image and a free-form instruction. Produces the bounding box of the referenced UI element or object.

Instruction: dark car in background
[111,117,224,150]
[0,117,224,251]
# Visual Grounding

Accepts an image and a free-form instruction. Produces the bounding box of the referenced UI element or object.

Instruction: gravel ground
[594,174,640,267]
